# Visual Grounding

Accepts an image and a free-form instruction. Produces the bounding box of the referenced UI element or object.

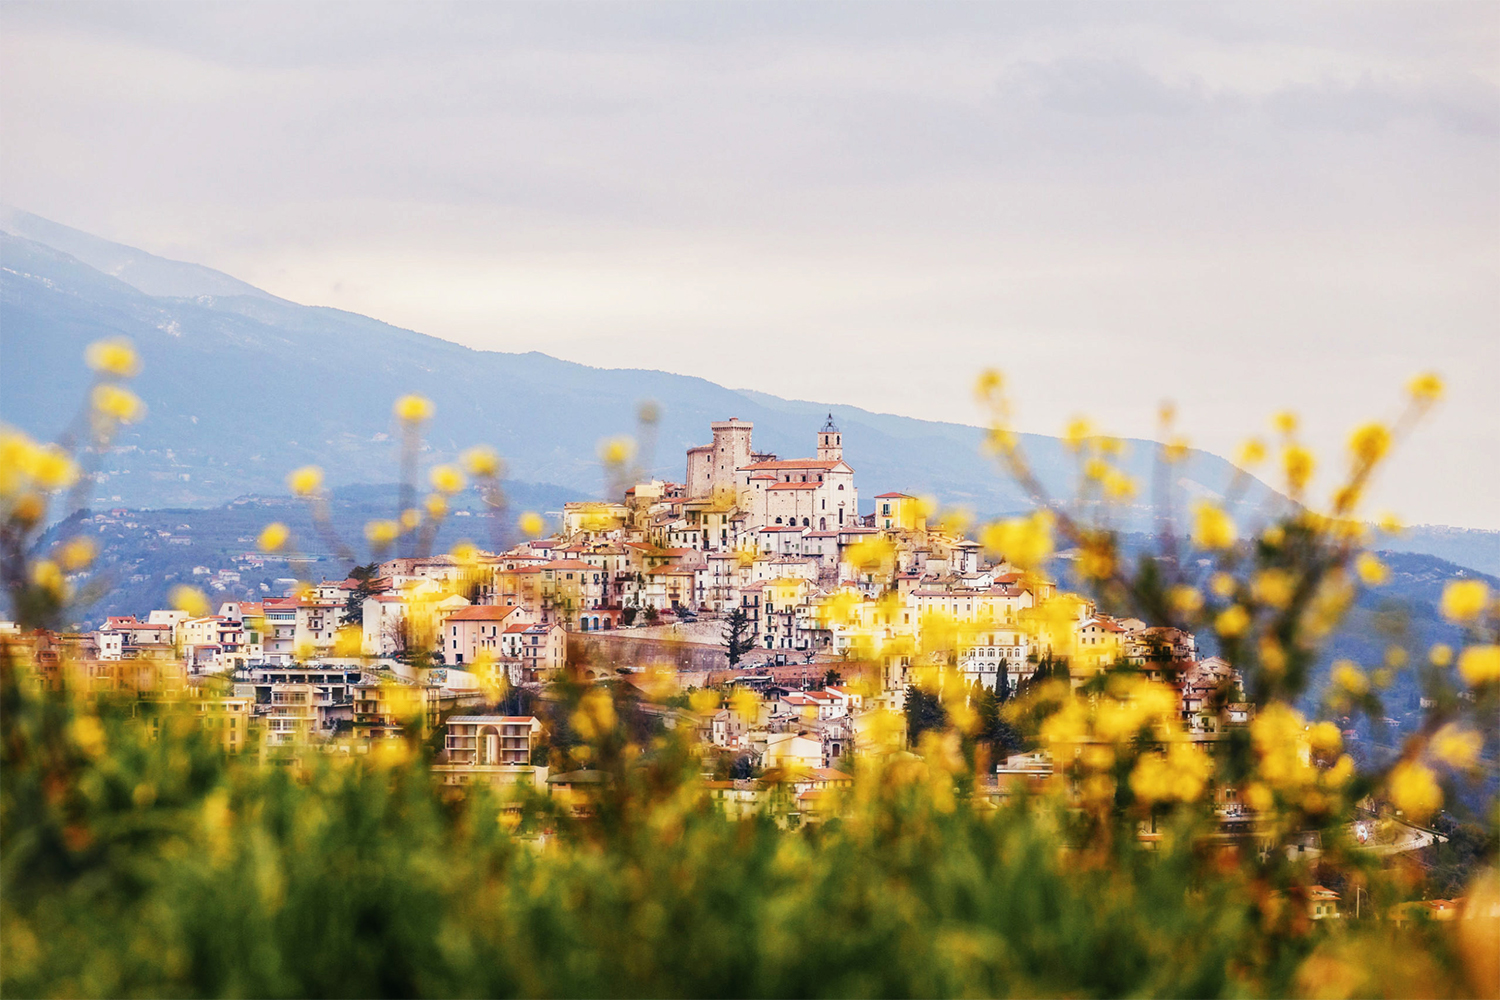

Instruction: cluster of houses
[7,415,1260,820]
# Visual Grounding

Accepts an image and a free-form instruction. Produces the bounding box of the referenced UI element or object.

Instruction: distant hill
[3,209,1496,576]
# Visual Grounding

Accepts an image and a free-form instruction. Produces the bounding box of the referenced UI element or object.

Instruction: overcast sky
[3,2,1497,527]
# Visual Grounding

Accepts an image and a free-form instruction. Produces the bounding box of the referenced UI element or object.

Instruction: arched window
[775,517,783,524]
[820,517,827,530]
[802,518,810,527]
[838,484,845,490]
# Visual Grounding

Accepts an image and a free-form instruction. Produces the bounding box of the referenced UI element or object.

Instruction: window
[838,484,845,490]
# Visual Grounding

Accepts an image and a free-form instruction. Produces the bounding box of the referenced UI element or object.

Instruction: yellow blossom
[1064,417,1092,452]
[1348,422,1391,466]
[1308,721,1342,754]
[1388,761,1442,823]
[258,522,290,552]
[30,446,78,491]
[1384,645,1407,669]
[598,436,635,466]
[1192,502,1235,550]
[518,511,546,537]
[31,559,67,598]
[1355,552,1389,587]
[1252,569,1295,609]
[1259,636,1287,675]
[980,510,1054,571]
[287,465,323,496]
[429,464,466,494]
[1102,470,1135,500]
[1216,605,1250,637]
[170,585,209,618]
[1245,783,1275,812]
[1210,573,1237,599]
[91,384,145,423]
[1163,436,1189,463]
[1429,643,1453,667]
[1377,511,1403,535]
[424,494,448,519]
[394,394,434,423]
[1283,445,1315,493]
[1325,754,1355,787]
[1167,585,1203,616]
[1440,580,1489,622]
[1236,438,1267,467]
[1332,661,1369,696]
[450,541,479,564]
[1407,372,1444,405]
[1457,645,1500,686]
[974,369,1004,403]
[57,536,96,571]
[85,337,141,376]
[1084,458,1109,482]
[1130,742,1211,804]
[1431,725,1482,770]
[365,520,399,547]
[400,508,421,531]
[1262,524,1285,548]
[1273,411,1298,435]
[461,446,502,478]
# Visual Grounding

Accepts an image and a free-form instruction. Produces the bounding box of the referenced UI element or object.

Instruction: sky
[2,1,1497,528]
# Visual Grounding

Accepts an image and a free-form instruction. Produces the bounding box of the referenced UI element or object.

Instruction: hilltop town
[7,416,1279,823]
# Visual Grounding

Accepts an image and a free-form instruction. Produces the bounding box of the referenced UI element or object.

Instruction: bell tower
[817,414,842,462]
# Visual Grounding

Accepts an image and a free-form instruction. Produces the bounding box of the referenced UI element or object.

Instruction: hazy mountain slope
[0,205,279,302]
[2,222,1276,528]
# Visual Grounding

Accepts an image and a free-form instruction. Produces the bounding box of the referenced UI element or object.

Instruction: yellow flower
[1407,371,1444,405]
[1348,422,1391,466]
[974,369,1004,402]
[1387,761,1442,823]
[461,446,502,478]
[1273,411,1298,435]
[980,510,1055,571]
[518,511,546,537]
[57,536,96,571]
[1163,436,1189,463]
[1283,444,1315,492]
[1084,458,1109,482]
[429,464,466,494]
[85,337,141,377]
[424,494,448,519]
[1192,502,1235,550]
[450,541,479,564]
[1429,643,1454,667]
[1377,511,1403,535]
[1102,470,1135,500]
[1168,585,1203,616]
[1308,721,1342,754]
[1210,573,1237,599]
[1440,579,1489,622]
[1216,605,1250,638]
[287,465,323,496]
[1237,438,1267,467]
[1252,569,1295,609]
[1262,524,1285,548]
[31,446,78,492]
[598,436,635,466]
[1355,553,1389,587]
[1431,724,1482,770]
[1259,636,1287,675]
[1457,644,1500,686]
[258,522,290,552]
[91,384,145,424]
[170,584,210,618]
[31,560,67,598]
[1064,417,1092,452]
[1332,661,1369,696]
[400,508,421,531]
[365,520,400,547]
[393,394,434,423]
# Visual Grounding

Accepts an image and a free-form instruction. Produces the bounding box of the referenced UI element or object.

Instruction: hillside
[3,208,1496,576]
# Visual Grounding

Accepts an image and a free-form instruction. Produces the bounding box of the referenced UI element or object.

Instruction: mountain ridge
[3,209,1497,576]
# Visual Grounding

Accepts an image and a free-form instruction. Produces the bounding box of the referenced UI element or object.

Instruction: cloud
[2,1,1497,526]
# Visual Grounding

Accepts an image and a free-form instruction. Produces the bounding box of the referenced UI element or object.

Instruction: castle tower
[817,413,842,462]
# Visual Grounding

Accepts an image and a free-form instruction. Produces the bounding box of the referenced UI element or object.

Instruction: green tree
[903,685,946,747]
[722,606,753,667]
[822,667,843,687]
[340,562,381,627]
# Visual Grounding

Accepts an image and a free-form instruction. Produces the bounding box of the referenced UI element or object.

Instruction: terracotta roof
[874,492,915,499]
[767,482,820,491]
[740,459,840,471]
[445,605,523,622]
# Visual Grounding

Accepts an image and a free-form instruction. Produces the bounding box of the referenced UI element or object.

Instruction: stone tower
[817,413,842,462]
